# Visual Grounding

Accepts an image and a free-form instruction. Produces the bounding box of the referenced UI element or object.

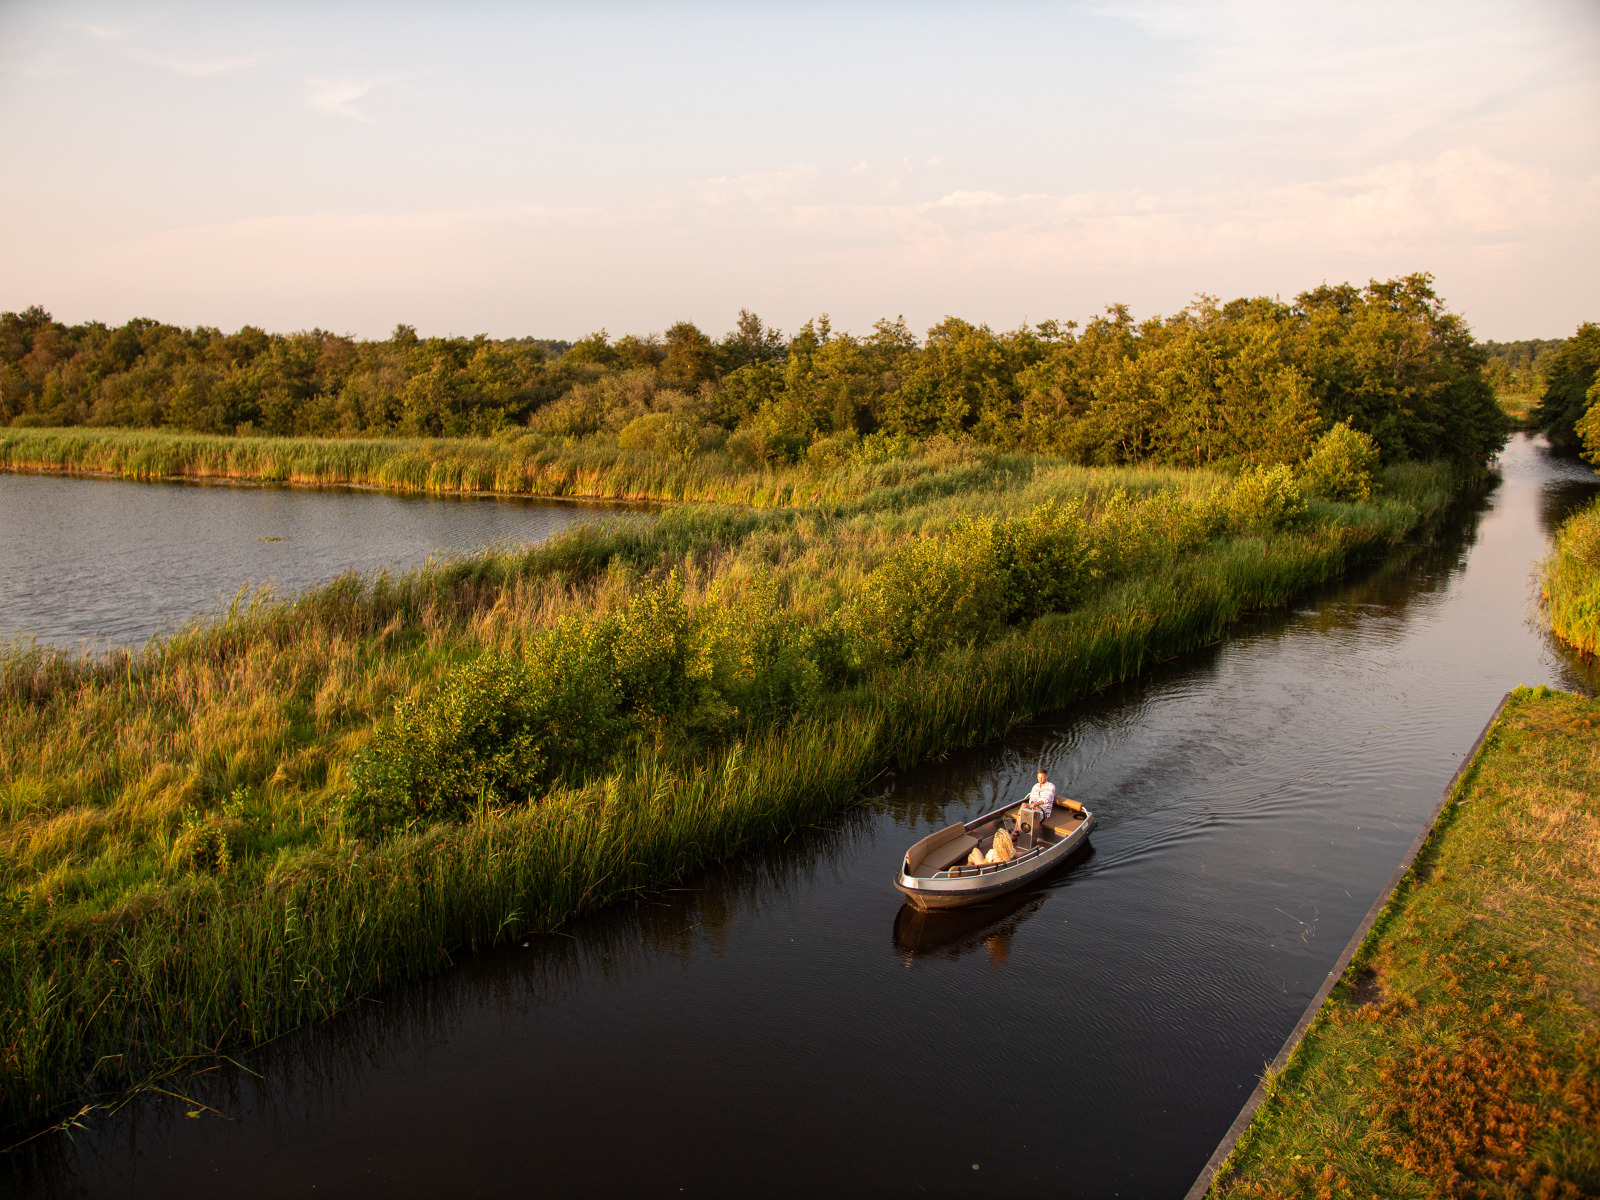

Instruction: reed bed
[1212,686,1600,1198]
[0,453,1459,1139]
[1542,496,1600,657]
[0,426,1064,508]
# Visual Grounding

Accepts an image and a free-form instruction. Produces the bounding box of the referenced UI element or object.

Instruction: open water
[0,473,614,648]
[5,435,1598,1198]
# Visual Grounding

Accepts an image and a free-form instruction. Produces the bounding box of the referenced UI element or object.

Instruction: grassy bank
[1212,686,1600,1199]
[1543,497,1600,658]
[0,425,1021,508]
[1,450,1460,1140]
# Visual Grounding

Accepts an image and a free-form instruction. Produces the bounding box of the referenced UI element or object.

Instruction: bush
[1301,421,1381,502]
[805,431,857,475]
[347,653,548,833]
[844,520,1004,663]
[617,412,702,461]
[1226,464,1308,530]
[993,500,1101,622]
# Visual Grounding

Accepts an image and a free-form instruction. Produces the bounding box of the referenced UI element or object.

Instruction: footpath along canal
[7,434,1599,1199]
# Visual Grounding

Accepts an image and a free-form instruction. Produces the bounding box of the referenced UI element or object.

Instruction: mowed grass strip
[1214,686,1600,1200]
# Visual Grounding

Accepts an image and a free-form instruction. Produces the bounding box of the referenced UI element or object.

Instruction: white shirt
[1025,780,1056,816]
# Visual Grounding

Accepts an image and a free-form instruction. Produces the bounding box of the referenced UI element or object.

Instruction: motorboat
[893,796,1095,910]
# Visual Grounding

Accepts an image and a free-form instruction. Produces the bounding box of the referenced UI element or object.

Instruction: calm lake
[0,473,614,648]
[6,435,1598,1199]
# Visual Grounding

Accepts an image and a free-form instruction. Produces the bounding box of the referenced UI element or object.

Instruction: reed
[1212,686,1600,1198]
[0,426,1040,508]
[1541,496,1600,657]
[0,454,1460,1139]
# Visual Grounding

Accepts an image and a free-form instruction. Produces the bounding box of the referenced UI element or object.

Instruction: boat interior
[904,802,1087,879]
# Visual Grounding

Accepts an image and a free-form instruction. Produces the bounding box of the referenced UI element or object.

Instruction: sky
[1,0,1596,343]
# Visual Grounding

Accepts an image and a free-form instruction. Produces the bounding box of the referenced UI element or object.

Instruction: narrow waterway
[9,435,1598,1200]
[0,473,613,648]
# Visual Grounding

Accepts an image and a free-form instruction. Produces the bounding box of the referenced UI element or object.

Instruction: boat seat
[1045,810,1085,838]
[915,834,979,877]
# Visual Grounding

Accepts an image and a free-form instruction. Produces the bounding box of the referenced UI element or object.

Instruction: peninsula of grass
[0,426,873,507]
[0,439,1469,1141]
[1211,686,1600,1199]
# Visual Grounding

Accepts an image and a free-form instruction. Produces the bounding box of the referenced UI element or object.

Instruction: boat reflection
[892,842,1096,963]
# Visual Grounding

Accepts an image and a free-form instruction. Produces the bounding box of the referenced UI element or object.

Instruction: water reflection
[10,435,1600,1200]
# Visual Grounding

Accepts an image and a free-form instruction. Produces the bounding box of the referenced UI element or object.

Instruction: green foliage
[844,520,1007,662]
[1482,336,1565,423]
[1300,420,1381,501]
[991,500,1101,623]
[348,653,549,832]
[1541,495,1600,657]
[616,411,703,461]
[1223,463,1308,530]
[1533,322,1600,452]
[0,275,1507,469]
[0,445,1464,1138]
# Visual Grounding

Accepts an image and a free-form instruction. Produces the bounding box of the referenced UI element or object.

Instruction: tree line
[0,272,1506,466]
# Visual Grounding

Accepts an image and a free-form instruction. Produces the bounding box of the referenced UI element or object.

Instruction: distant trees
[0,274,1509,465]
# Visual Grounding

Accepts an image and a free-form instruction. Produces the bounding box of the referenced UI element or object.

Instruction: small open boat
[894,797,1095,910]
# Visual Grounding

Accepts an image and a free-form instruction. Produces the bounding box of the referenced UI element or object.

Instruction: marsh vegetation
[0,275,1513,1139]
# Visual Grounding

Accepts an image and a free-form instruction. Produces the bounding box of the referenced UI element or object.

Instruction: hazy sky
[2,1,1596,342]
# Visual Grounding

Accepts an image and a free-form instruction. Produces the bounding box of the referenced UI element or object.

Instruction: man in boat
[1021,768,1056,820]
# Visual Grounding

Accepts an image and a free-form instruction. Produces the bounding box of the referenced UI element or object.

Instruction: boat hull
[895,811,1094,910]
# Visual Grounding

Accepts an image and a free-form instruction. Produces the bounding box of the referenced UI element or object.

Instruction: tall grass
[0,426,1046,508]
[1542,495,1600,657]
[0,454,1460,1138]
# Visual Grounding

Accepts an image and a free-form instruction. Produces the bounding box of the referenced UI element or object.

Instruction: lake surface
[0,473,615,648]
[8,435,1599,1199]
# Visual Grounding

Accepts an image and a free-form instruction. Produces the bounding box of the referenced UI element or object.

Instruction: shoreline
[1196,685,1600,1197]
[1185,691,1513,1198]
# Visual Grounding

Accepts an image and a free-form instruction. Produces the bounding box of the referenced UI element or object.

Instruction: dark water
[0,473,614,648]
[9,436,1599,1199]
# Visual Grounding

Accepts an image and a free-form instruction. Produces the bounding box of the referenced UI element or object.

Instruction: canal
[7,435,1597,1198]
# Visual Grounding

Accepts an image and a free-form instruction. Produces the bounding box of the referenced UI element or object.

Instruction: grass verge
[1212,686,1600,1199]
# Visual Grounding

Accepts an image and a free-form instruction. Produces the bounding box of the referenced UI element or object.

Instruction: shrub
[347,652,547,833]
[844,520,1004,662]
[805,431,857,475]
[617,412,702,461]
[1300,421,1381,502]
[1225,463,1307,530]
[993,500,1101,622]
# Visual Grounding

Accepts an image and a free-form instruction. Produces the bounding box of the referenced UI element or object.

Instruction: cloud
[68,21,267,78]
[306,77,391,123]
[16,147,1589,341]
[128,49,269,78]
[93,148,1588,290]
